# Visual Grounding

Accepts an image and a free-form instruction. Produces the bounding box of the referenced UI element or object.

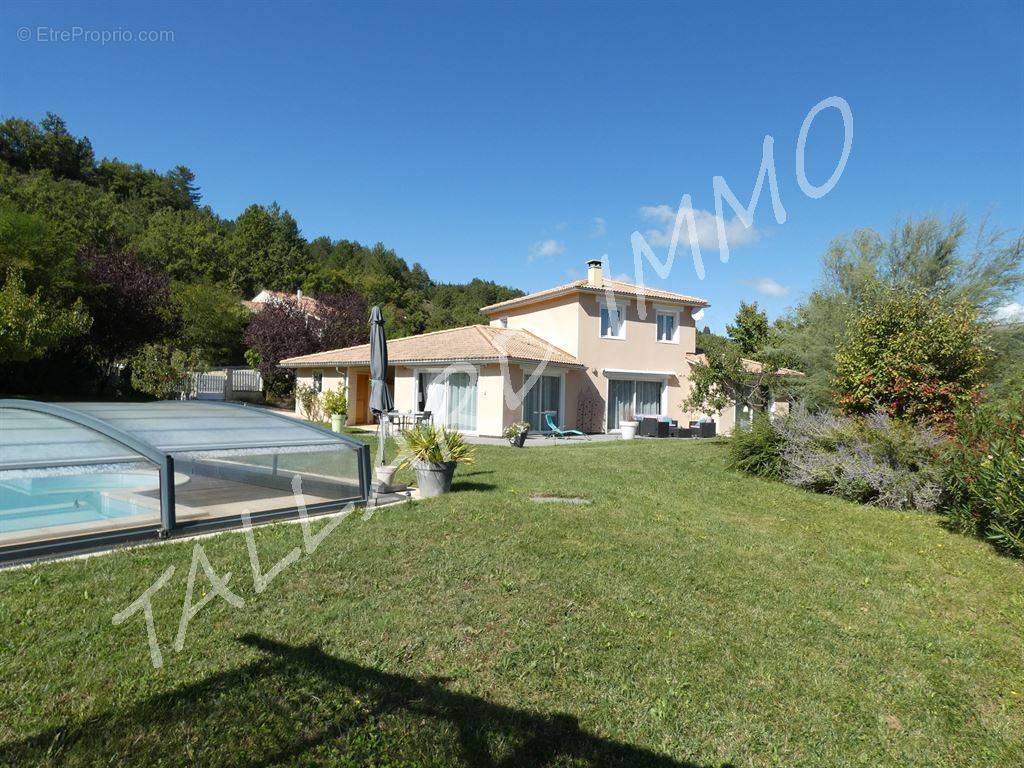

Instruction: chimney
[586,259,603,286]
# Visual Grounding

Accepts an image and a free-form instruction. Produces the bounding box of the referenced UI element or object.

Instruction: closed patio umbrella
[368,306,394,466]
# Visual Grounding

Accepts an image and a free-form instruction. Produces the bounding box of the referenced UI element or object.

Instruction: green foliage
[0,113,94,181]
[686,326,793,416]
[726,301,772,355]
[941,396,1024,558]
[227,203,311,295]
[0,202,80,298]
[323,388,347,418]
[0,269,91,362]
[726,414,785,479]
[832,289,988,428]
[397,423,476,466]
[983,322,1024,408]
[132,207,229,282]
[775,215,1024,409]
[129,343,206,400]
[165,281,247,364]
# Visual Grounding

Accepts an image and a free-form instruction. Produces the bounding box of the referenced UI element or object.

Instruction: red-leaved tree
[78,245,171,373]
[243,291,368,393]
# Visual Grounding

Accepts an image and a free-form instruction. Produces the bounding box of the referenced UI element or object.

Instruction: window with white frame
[656,311,677,343]
[599,305,625,338]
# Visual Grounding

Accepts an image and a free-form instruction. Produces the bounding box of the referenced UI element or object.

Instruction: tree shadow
[1,634,732,768]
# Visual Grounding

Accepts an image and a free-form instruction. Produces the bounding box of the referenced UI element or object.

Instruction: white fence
[180,367,263,401]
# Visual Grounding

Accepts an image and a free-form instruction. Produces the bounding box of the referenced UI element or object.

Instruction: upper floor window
[312,371,323,393]
[498,317,508,328]
[656,312,678,343]
[600,305,625,339]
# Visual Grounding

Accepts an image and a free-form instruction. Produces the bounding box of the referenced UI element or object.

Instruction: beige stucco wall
[476,364,507,436]
[293,367,347,417]
[575,294,699,430]
[393,366,416,411]
[489,295,582,357]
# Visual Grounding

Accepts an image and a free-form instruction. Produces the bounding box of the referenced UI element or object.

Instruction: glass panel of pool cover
[0,408,161,547]
[0,402,369,561]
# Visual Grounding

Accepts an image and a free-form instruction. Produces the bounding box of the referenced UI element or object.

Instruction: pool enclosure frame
[0,400,372,565]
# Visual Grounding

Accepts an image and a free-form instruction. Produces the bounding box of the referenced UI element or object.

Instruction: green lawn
[1,437,1022,767]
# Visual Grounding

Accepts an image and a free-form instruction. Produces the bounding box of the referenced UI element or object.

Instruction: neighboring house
[243,289,324,318]
[281,260,795,435]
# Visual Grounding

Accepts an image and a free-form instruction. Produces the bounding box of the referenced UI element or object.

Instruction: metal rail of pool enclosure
[0,400,371,564]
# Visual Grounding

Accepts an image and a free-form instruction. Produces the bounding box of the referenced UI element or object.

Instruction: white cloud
[745,277,789,298]
[993,302,1024,324]
[591,217,606,237]
[638,204,759,251]
[529,239,565,260]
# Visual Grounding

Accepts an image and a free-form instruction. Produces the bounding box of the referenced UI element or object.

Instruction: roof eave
[480,285,709,314]
[282,356,584,370]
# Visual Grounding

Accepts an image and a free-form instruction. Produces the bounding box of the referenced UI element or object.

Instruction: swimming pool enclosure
[0,400,371,564]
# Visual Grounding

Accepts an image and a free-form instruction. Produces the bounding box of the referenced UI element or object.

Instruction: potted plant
[619,405,638,440]
[323,389,347,432]
[397,423,476,497]
[503,421,530,448]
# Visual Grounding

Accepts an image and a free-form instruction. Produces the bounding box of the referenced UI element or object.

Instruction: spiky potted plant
[397,423,476,497]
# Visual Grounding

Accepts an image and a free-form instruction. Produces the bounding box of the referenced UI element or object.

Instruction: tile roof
[281,325,583,368]
[480,278,709,314]
[685,352,804,377]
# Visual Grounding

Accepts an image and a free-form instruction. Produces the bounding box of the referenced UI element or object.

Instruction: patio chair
[544,412,590,440]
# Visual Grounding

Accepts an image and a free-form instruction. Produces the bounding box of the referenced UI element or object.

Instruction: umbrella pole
[377,413,386,466]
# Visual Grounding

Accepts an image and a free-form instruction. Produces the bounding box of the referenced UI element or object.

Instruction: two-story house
[281,260,774,435]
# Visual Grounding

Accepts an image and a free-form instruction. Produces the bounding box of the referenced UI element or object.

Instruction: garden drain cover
[529,496,591,505]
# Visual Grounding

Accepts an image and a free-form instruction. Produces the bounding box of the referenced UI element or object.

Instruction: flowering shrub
[779,408,944,511]
[729,406,944,512]
[832,289,988,431]
[940,396,1024,558]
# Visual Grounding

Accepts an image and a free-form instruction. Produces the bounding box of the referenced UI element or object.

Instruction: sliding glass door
[606,378,663,430]
[522,374,561,431]
[445,372,477,431]
[417,371,478,431]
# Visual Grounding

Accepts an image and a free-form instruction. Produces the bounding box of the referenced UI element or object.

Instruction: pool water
[0,472,160,535]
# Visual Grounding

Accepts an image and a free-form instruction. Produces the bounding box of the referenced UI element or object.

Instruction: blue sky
[2,0,1022,332]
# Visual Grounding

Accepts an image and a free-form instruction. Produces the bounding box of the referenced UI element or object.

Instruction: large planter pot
[620,420,638,440]
[330,414,344,432]
[413,460,457,497]
[375,463,398,490]
[508,431,527,448]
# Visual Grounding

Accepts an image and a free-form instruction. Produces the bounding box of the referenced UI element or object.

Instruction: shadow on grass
[451,481,499,492]
[2,635,730,768]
